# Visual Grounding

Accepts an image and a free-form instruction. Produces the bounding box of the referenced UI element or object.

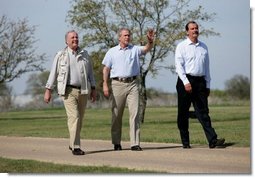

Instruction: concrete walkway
[0,136,251,173]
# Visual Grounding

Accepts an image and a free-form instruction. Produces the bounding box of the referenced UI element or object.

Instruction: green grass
[0,105,250,173]
[0,105,250,146]
[0,157,155,173]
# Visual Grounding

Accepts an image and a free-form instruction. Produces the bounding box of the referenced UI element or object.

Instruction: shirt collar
[118,44,132,50]
[67,46,83,55]
[186,37,200,46]
[67,47,77,55]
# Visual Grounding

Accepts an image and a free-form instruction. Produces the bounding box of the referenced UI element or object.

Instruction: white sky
[0,0,251,95]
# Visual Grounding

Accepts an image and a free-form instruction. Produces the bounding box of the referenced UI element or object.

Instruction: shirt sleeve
[102,50,112,68]
[45,51,63,89]
[204,51,211,88]
[138,46,145,56]
[175,44,190,85]
[87,54,96,87]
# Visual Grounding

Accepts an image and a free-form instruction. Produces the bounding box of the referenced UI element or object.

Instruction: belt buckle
[125,77,131,82]
[117,77,135,83]
[118,77,126,82]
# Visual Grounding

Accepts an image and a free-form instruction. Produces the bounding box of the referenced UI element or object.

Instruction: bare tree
[25,71,59,108]
[0,15,46,84]
[0,82,14,111]
[25,71,50,96]
[67,0,219,122]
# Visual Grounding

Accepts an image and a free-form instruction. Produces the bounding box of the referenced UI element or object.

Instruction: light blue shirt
[102,44,144,78]
[175,38,211,88]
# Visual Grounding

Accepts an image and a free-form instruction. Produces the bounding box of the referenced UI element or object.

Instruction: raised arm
[142,29,155,54]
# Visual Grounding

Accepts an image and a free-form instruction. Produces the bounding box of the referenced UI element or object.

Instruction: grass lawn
[0,105,250,147]
[0,105,250,173]
[0,157,156,173]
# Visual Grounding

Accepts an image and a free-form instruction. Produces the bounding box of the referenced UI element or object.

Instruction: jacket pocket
[57,75,64,82]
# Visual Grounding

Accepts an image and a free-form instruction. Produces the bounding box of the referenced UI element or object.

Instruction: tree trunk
[138,74,147,123]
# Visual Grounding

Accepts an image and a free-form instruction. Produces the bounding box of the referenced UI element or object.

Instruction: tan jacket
[45,47,96,95]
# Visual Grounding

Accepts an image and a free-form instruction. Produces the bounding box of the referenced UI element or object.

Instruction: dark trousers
[176,75,217,145]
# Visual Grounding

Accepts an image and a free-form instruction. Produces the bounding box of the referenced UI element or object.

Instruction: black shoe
[69,146,72,151]
[183,145,191,149]
[131,145,142,151]
[72,148,85,155]
[114,144,122,151]
[209,138,225,148]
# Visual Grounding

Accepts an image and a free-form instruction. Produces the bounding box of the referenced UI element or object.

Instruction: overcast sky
[0,0,251,95]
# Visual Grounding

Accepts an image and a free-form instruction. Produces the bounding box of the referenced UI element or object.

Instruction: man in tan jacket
[44,30,96,155]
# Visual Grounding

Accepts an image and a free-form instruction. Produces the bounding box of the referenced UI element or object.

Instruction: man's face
[119,30,131,47]
[187,23,199,39]
[66,32,79,50]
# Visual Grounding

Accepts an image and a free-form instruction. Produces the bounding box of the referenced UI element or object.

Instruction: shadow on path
[86,145,183,154]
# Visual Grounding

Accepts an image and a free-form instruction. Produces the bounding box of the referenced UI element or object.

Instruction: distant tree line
[0,71,250,111]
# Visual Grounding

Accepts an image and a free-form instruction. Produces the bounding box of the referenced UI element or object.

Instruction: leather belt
[67,85,81,89]
[186,74,205,80]
[112,76,137,83]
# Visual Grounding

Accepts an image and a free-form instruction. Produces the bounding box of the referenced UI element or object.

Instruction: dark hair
[185,21,198,31]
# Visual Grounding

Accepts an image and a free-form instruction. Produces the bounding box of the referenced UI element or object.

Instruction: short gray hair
[65,30,78,42]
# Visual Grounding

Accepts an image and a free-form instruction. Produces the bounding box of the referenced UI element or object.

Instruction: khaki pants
[111,80,140,147]
[62,87,87,149]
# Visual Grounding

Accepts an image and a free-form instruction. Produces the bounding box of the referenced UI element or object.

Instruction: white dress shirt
[175,38,211,88]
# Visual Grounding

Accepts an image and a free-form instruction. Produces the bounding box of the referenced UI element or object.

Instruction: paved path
[0,136,251,173]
